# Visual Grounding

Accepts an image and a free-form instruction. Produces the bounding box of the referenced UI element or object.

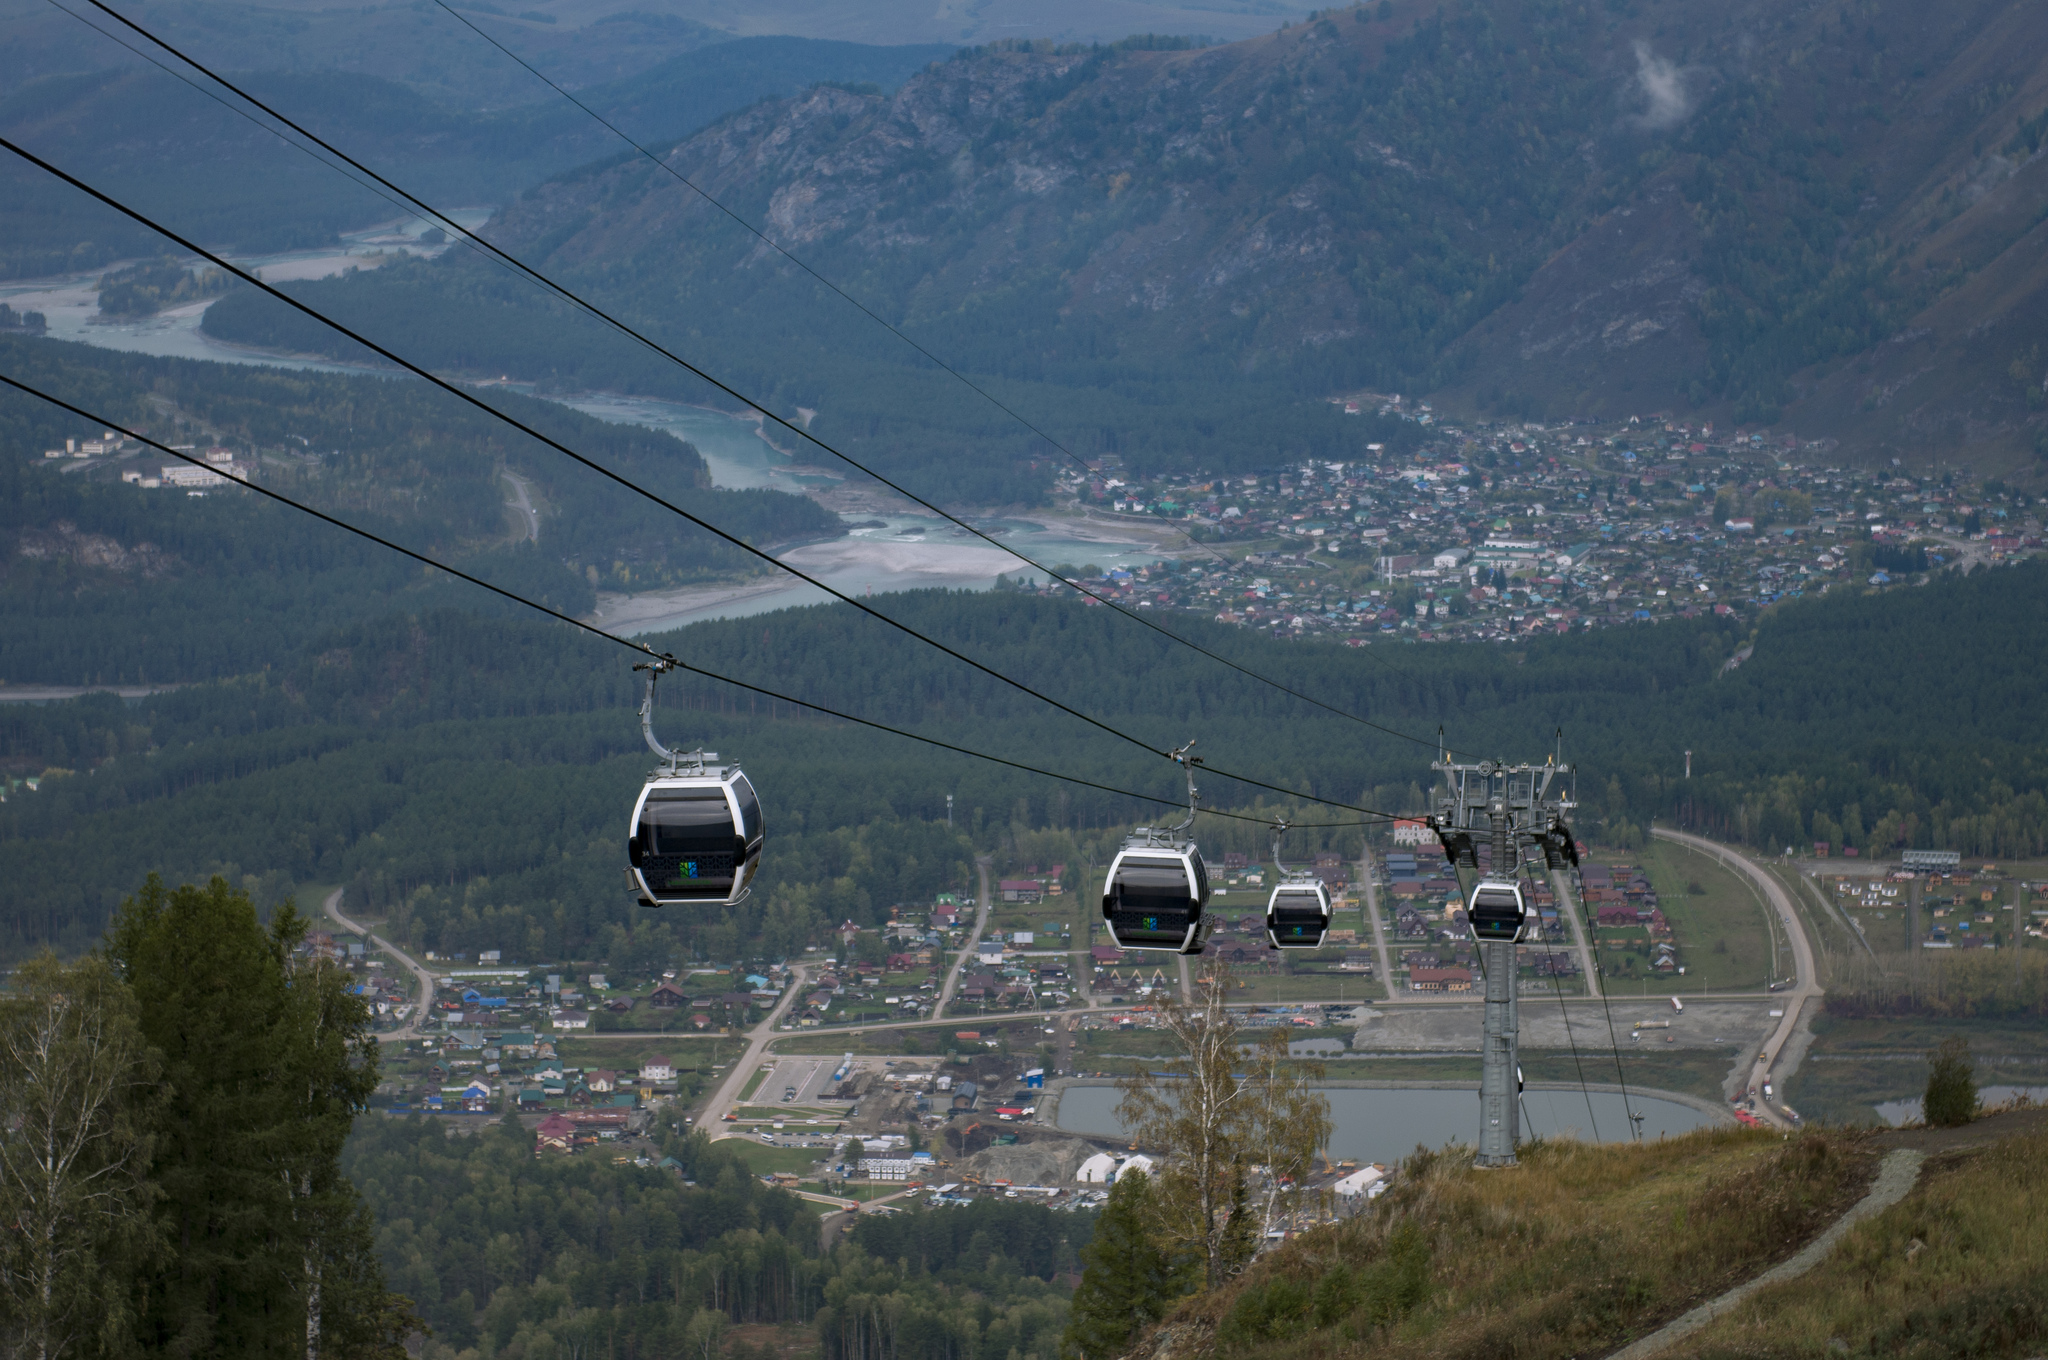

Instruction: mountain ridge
[378,0,2048,476]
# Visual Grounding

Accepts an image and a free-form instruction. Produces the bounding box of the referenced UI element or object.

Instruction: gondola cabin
[1465,877,1529,943]
[628,763,762,907]
[1102,840,1213,954]
[1265,881,1332,949]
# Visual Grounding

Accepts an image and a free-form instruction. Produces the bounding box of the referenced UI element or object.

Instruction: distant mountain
[205,0,2048,479]
[567,37,959,148]
[0,37,952,276]
[0,2,726,108]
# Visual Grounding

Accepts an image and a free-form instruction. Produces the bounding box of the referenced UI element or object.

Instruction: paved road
[1358,845,1397,1001]
[501,469,538,542]
[0,683,181,703]
[1550,868,1602,998]
[324,887,438,1042]
[1652,826,1819,1128]
[934,854,993,1020]
[693,966,810,1136]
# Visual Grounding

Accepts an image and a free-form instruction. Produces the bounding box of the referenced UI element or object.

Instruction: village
[325,826,1782,1165]
[1028,404,2042,642]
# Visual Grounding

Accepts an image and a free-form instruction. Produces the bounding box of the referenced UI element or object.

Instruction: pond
[1873,1085,2048,1128]
[1053,1082,1721,1165]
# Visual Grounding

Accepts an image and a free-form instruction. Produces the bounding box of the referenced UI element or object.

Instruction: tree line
[0,875,415,1357]
[346,1110,1093,1360]
[3,559,2044,965]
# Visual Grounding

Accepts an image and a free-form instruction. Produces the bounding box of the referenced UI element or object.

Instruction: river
[5,232,1173,628]
[1052,1083,1721,1165]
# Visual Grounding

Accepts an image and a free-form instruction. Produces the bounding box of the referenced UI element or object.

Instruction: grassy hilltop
[1147,1116,2048,1360]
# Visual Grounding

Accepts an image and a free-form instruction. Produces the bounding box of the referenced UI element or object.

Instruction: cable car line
[61,0,1467,762]
[430,0,1426,700]
[425,0,1307,587]
[1,138,1424,827]
[0,371,1394,839]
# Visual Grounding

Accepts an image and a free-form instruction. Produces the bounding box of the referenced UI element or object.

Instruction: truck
[1670,996,1684,1013]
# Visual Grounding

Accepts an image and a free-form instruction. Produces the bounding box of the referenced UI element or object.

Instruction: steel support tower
[1431,756,1578,1169]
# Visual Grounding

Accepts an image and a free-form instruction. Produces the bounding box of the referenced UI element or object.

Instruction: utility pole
[2016,882,2025,991]
[1429,754,1581,1168]
[946,794,953,828]
[1908,877,1921,996]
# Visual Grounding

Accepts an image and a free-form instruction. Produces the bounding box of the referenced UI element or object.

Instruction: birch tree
[0,953,159,1360]
[267,900,387,1360]
[1114,967,1332,1291]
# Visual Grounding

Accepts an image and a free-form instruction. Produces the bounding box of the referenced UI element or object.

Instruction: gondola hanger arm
[636,658,715,774]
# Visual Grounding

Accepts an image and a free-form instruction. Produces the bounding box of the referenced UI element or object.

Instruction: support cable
[1,134,1416,822]
[1534,930,1602,1143]
[1589,931,1645,1141]
[4,135,1392,819]
[0,370,1392,834]
[42,0,531,293]
[426,1,1396,603]
[73,0,1459,755]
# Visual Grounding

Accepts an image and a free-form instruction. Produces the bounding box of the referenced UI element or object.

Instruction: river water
[6,235,1169,627]
[1053,1083,1719,1165]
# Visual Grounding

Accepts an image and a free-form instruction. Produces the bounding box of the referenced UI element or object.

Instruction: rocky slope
[477,0,2048,471]
[206,0,2048,477]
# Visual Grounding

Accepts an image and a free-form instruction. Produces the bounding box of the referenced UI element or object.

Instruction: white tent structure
[1076,1153,1119,1184]
[1333,1164,1389,1198]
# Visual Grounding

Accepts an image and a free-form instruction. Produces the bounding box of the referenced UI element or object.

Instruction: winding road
[501,468,538,542]
[1651,826,1819,1128]
[323,887,439,1042]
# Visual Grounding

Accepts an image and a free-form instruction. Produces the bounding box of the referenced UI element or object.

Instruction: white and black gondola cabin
[628,763,762,907]
[1465,878,1530,944]
[627,661,763,908]
[1265,880,1332,949]
[1102,840,1213,954]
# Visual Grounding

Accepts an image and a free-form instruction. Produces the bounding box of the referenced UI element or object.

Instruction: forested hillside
[204,0,2048,491]
[346,1113,1089,1359]
[0,336,839,683]
[3,557,2042,963]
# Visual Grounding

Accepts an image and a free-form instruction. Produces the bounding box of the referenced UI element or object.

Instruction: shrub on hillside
[1923,1035,1979,1127]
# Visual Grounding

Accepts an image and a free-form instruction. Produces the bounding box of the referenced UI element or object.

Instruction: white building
[1432,547,1472,570]
[1389,819,1432,846]
[859,1158,918,1181]
[639,1056,673,1082]
[161,462,247,489]
[1076,1152,1119,1183]
[1077,1152,1156,1184]
[1333,1164,1389,1198]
